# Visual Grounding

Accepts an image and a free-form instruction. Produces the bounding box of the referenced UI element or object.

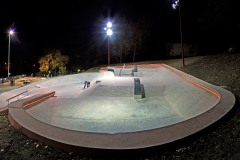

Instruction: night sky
[0,0,239,74]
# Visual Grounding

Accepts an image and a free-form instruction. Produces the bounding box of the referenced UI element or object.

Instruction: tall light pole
[8,28,14,78]
[105,21,113,65]
[173,0,185,66]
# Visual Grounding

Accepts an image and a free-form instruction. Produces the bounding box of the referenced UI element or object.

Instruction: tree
[38,50,69,76]
[112,18,132,63]
[131,18,151,62]
[111,17,152,63]
[197,0,239,49]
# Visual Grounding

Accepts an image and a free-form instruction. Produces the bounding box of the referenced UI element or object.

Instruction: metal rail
[6,90,28,105]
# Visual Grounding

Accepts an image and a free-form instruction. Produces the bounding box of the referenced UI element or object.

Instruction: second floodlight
[107,29,112,36]
[107,22,112,28]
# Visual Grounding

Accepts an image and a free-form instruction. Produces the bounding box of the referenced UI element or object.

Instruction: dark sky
[0,0,239,66]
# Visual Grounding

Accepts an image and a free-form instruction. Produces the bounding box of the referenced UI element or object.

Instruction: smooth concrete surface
[2,64,235,150]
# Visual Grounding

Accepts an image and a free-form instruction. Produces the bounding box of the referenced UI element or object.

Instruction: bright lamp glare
[172,0,179,9]
[9,29,14,35]
[107,22,112,28]
[172,4,177,9]
[107,29,112,36]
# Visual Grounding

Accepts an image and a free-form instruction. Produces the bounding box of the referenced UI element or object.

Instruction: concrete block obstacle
[134,78,144,99]
[134,64,138,72]
[133,64,138,77]
[108,68,114,73]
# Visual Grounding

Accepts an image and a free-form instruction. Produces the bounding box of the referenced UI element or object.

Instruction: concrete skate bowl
[5,64,235,154]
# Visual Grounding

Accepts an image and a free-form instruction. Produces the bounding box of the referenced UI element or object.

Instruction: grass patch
[85,66,101,72]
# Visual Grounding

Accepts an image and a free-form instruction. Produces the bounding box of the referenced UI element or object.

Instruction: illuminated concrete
[21,69,218,133]
[1,64,235,151]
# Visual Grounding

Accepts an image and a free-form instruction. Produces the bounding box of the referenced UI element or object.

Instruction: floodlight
[107,28,112,36]
[9,28,14,35]
[107,22,112,28]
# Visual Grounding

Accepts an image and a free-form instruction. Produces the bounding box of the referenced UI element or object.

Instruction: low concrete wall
[161,65,220,118]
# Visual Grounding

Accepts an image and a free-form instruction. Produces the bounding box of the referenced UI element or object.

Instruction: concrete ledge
[134,78,143,99]
[7,92,55,110]
[22,92,55,109]
[0,91,54,113]
[134,64,138,72]
[108,69,114,73]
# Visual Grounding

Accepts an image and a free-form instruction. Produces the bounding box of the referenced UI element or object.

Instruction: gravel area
[0,54,240,160]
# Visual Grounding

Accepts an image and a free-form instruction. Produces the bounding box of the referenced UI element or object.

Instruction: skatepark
[0,64,235,151]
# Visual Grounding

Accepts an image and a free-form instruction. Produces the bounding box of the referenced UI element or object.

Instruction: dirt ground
[0,54,240,160]
[0,77,43,93]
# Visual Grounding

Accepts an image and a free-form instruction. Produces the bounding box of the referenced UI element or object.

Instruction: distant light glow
[107,29,112,36]
[107,22,112,28]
